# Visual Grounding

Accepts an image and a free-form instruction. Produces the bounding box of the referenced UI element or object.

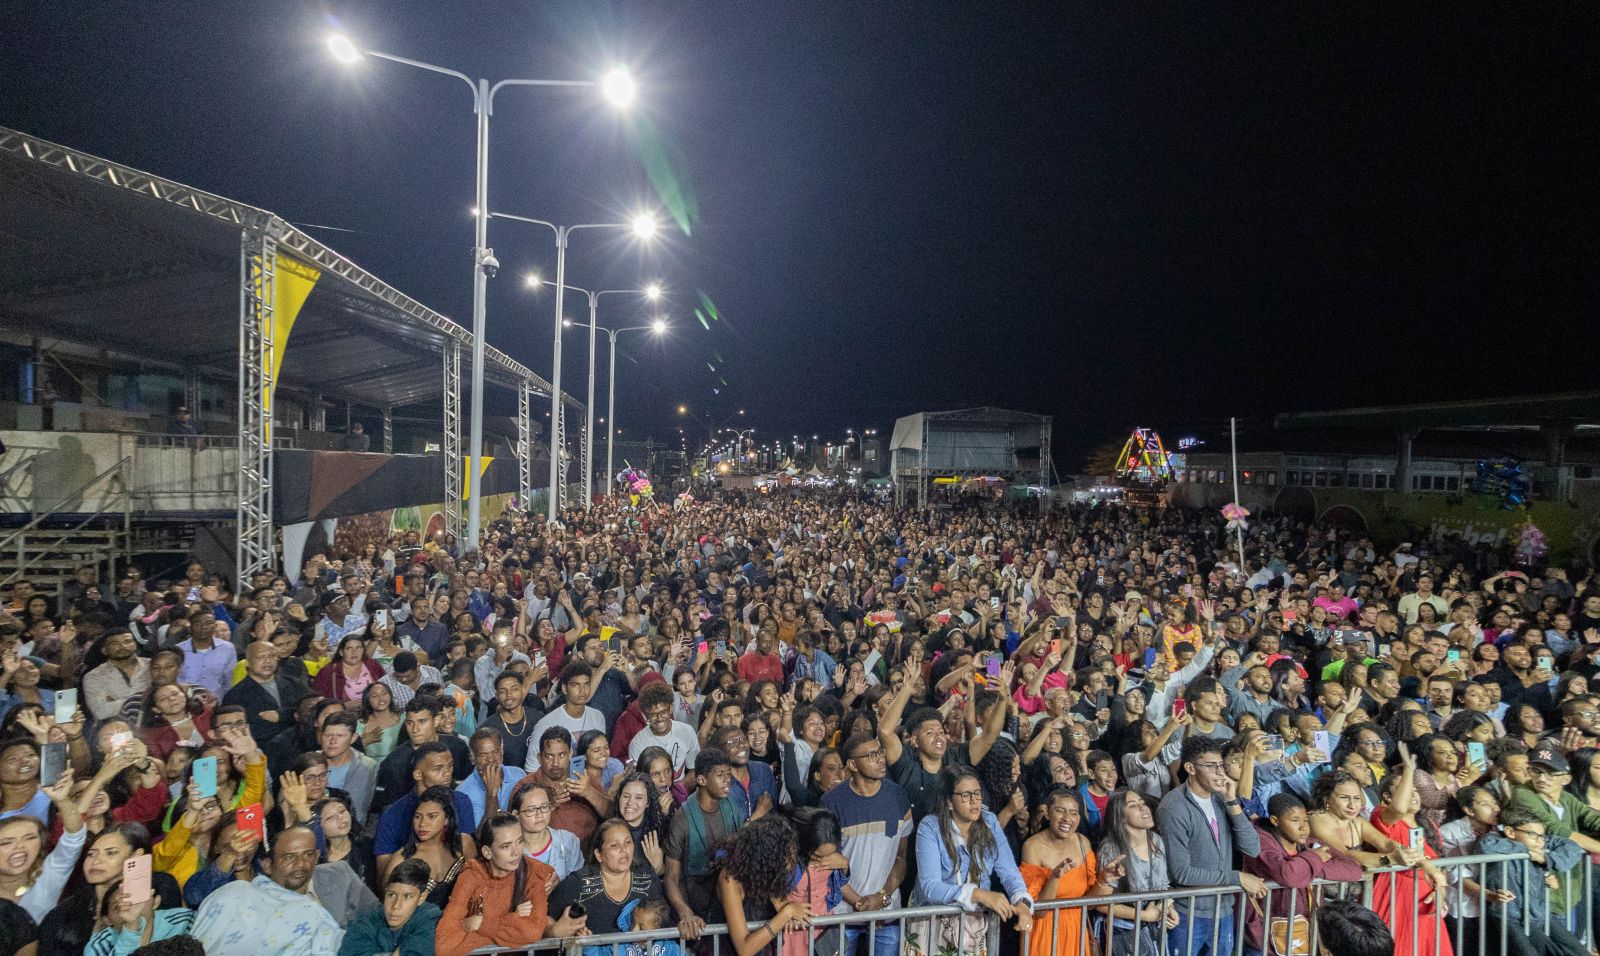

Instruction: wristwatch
[1378,854,1392,867]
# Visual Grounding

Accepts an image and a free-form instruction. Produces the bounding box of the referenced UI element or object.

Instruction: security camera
[479,249,500,279]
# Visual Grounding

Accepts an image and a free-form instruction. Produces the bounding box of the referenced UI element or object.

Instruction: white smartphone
[54,688,77,725]
[375,608,390,629]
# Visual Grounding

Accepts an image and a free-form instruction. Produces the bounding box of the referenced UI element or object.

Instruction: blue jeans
[1169,911,1234,956]
[844,918,900,956]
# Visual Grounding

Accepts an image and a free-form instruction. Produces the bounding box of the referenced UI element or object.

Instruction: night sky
[6,3,1598,469]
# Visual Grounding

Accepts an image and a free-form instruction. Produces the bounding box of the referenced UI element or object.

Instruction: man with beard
[80,629,149,721]
[191,826,344,954]
[711,723,777,819]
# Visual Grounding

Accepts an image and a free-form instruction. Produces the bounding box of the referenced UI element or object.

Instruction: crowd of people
[1,491,1598,956]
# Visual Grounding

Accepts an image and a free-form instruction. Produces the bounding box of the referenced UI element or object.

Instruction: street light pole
[604,319,668,497]
[526,279,661,506]
[495,215,657,520]
[327,36,635,544]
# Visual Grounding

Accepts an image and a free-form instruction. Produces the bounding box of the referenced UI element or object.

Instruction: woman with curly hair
[717,814,814,956]
[976,737,1026,849]
[614,771,667,874]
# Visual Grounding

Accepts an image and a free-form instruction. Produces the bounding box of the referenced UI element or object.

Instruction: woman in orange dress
[1020,788,1104,956]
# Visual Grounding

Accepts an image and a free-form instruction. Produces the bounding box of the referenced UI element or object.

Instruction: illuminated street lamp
[527,276,665,505]
[492,210,657,518]
[327,33,636,537]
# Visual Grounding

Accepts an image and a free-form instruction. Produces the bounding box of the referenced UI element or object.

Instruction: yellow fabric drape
[257,253,321,436]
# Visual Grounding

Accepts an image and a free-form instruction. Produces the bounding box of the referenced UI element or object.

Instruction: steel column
[382,406,393,454]
[443,341,463,546]
[236,228,277,587]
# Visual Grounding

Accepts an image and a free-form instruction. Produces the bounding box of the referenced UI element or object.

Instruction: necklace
[501,710,528,737]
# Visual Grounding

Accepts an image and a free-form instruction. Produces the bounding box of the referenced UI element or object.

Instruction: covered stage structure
[889,407,1051,509]
[0,126,584,585]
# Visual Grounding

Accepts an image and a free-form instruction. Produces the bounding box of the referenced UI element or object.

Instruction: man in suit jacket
[1157,734,1268,956]
[222,641,305,778]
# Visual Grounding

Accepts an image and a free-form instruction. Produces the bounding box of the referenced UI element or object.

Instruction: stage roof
[1274,391,1600,434]
[0,126,578,412]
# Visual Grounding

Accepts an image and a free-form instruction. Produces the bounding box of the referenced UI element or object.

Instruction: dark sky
[6,3,1598,469]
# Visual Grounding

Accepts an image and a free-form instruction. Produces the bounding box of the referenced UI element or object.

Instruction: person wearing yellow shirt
[154,726,267,890]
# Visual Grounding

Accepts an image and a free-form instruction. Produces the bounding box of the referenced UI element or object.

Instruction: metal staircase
[0,455,131,593]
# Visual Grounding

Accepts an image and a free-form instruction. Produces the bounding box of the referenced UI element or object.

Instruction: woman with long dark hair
[357,681,403,762]
[317,793,376,889]
[546,817,658,937]
[1094,788,1177,956]
[911,767,1033,956]
[613,771,667,875]
[38,824,179,956]
[776,806,849,956]
[311,634,384,708]
[379,784,474,909]
[1018,786,1098,956]
[138,681,211,761]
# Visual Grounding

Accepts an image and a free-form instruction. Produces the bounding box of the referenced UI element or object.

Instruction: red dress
[1370,810,1453,956]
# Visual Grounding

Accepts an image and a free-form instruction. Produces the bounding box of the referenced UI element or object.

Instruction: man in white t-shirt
[524,661,606,771]
[628,681,700,776]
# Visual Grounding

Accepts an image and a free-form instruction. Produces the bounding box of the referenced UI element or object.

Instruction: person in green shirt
[1506,747,1600,925]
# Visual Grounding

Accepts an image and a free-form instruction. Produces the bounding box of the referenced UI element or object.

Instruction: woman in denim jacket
[909,767,1034,956]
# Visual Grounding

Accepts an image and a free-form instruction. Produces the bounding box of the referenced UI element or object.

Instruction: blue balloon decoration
[1469,457,1530,510]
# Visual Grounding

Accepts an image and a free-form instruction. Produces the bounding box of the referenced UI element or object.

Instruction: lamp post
[525,277,662,506]
[326,34,636,543]
[491,212,656,519]
[604,318,669,498]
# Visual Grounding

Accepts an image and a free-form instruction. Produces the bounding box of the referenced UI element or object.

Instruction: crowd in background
[2,492,1599,956]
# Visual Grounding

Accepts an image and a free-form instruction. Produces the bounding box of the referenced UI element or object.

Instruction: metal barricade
[465,849,1539,956]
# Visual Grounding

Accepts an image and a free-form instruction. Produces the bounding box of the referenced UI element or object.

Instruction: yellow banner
[462,456,495,500]
[257,253,322,436]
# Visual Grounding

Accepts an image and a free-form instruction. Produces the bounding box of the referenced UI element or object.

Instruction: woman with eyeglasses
[508,779,583,881]
[910,767,1032,956]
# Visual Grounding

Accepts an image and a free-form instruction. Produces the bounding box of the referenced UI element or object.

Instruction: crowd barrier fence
[466,847,1600,956]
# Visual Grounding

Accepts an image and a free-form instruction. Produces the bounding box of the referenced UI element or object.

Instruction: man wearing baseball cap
[1506,747,1600,932]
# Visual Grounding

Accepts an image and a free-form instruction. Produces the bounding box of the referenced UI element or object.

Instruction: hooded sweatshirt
[336,901,441,956]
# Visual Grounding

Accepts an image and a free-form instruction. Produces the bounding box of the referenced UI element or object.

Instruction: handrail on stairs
[0,455,132,590]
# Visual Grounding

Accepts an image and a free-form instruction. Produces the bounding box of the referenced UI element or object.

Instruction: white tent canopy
[890,406,1052,508]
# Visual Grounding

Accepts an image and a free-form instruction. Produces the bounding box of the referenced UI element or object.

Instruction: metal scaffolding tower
[576,401,589,512]
[442,342,462,544]
[517,383,532,509]
[236,227,277,587]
